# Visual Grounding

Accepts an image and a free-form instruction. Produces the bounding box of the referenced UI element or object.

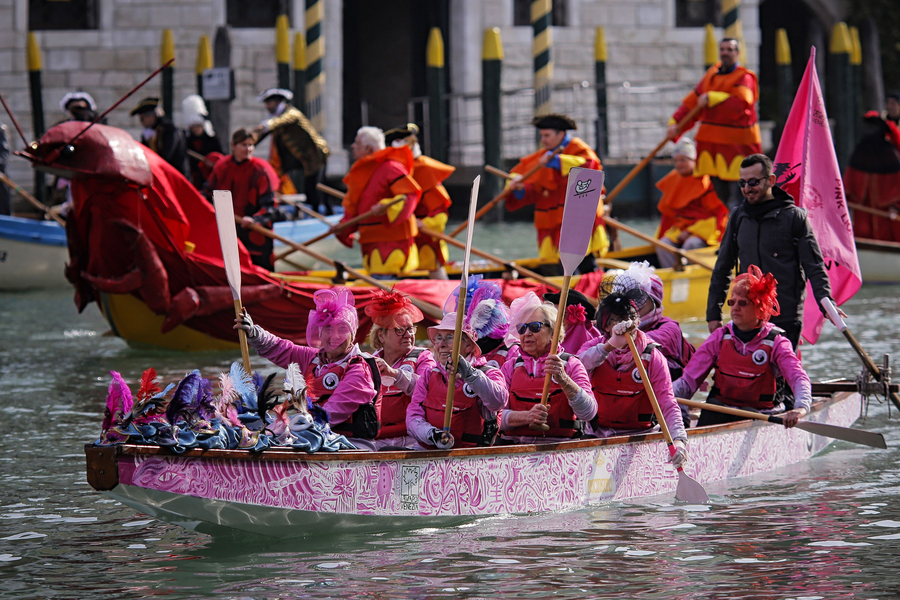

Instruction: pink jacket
[673,321,812,411]
[579,329,687,441]
[373,346,437,396]
[406,354,508,446]
[559,321,601,355]
[249,329,377,426]
[643,316,692,373]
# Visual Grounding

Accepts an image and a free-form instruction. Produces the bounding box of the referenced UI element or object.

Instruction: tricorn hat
[384,123,420,146]
[129,97,159,116]
[532,113,577,131]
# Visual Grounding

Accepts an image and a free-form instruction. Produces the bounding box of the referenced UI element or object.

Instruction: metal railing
[407,80,693,165]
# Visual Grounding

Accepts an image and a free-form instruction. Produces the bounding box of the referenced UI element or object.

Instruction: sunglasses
[517,321,549,335]
[738,177,765,188]
[432,333,454,345]
[392,326,417,337]
[727,298,750,307]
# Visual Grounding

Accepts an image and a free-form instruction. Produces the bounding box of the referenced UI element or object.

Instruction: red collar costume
[411,155,455,271]
[670,62,762,181]
[340,146,422,276]
[655,170,729,246]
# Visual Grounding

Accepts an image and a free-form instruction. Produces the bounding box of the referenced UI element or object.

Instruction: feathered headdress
[505,292,545,346]
[136,368,161,404]
[308,287,358,348]
[166,370,201,425]
[256,372,279,422]
[283,362,308,412]
[195,378,216,422]
[733,265,780,321]
[442,274,483,315]
[102,371,134,433]
[364,289,424,328]
[229,362,257,411]
[465,281,509,341]
[596,289,645,333]
[612,261,657,308]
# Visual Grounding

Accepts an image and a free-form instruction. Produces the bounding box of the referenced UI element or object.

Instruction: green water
[1,220,899,598]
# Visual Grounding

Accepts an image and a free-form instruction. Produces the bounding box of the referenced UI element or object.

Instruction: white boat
[0,214,69,290]
[856,237,900,284]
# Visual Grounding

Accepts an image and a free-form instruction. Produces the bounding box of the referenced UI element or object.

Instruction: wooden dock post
[594,27,608,158]
[775,28,793,144]
[829,22,853,169]
[849,25,862,146]
[426,27,446,162]
[276,15,291,90]
[532,0,553,117]
[482,28,504,204]
[293,32,306,114]
[160,29,175,119]
[196,35,212,97]
[305,0,325,132]
[209,26,232,151]
[704,23,717,70]
[26,32,45,203]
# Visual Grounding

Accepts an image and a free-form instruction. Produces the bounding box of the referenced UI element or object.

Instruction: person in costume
[654,138,729,268]
[365,290,436,449]
[337,126,422,278]
[445,276,515,369]
[384,123,455,279]
[576,290,687,468]
[253,88,330,214]
[844,111,900,243]
[886,91,900,127]
[674,265,811,428]
[130,97,188,176]
[507,114,608,271]
[406,306,509,450]
[235,287,381,449]
[542,289,600,354]
[667,38,762,209]
[499,292,596,444]
[205,128,285,271]
[182,95,223,191]
[59,92,102,123]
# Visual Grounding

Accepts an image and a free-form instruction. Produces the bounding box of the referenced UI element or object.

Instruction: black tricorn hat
[384,123,420,146]
[532,113,577,131]
[129,97,159,116]
[543,289,596,321]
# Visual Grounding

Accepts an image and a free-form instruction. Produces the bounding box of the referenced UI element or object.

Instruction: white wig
[356,126,385,152]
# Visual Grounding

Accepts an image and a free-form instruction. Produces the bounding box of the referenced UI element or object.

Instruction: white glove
[430,428,455,450]
[669,439,687,469]
[235,310,260,340]
[608,319,636,349]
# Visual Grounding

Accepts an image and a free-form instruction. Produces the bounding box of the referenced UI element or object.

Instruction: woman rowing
[406,297,509,450]
[364,290,436,449]
[672,265,810,428]
[499,292,597,443]
[577,290,688,467]
[235,287,380,449]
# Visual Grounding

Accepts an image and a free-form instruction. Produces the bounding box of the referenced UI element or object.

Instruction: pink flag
[773,48,861,344]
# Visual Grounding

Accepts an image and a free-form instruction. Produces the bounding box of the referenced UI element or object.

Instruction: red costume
[206,156,282,270]
[655,170,729,245]
[506,136,608,261]
[412,155,455,271]
[671,63,762,181]
[340,146,422,275]
[844,112,900,242]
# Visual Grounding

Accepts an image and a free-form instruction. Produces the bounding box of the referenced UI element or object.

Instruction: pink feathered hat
[307,287,359,348]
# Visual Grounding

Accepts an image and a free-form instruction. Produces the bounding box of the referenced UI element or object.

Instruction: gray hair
[356,126,385,152]
[519,301,566,344]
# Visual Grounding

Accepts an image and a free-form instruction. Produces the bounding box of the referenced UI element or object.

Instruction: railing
[407,80,693,166]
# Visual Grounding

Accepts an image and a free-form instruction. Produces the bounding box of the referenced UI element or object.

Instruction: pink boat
[85,388,875,538]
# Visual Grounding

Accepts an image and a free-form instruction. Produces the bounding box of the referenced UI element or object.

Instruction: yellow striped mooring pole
[305,0,325,132]
[276,14,290,90]
[532,0,552,116]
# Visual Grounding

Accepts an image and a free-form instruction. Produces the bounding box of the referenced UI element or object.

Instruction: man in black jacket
[707,154,836,349]
[130,97,188,177]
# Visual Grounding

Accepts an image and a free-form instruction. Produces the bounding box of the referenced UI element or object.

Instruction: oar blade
[213,190,241,301]
[675,471,710,504]
[558,167,605,275]
[797,421,887,449]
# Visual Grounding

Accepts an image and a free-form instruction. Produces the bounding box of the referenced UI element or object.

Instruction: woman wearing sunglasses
[577,289,689,468]
[235,287,381,449]
[364,290,436,449]
[406,302,509,450]
[673,265,811,428]
[499,292,596,443]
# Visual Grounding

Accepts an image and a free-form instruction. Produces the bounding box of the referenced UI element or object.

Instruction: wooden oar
[415,220,562,290]
[625,332,709,503]
[444,176,481,444]
[0,173,66,226]
[677,398,886,449]
[276,193,332,225]
[450,146,564,238]
[213,190,252,375]
[236,215,444,322]
[532,167,606,431]
[186,148,217,166]
[822,298,900,411]
[604,215,714,271]
[848,202,899,221]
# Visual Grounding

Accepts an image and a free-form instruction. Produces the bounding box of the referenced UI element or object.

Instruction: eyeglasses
[393,326,417,337]
[432,333,454,345]
[727,298,750,307]
[517,321,549,335]
[738,177,765,188]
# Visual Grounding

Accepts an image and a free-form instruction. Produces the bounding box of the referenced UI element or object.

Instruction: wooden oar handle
[530,276,572,432]
[677,398,772,423]
[0,172,66,226]
[848,201,899,221]
[233,299,252,375]
[625,331,674,446]
[484,165,513,180]
[604,215,712,271]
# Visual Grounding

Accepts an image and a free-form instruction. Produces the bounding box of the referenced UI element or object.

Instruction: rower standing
[384,123,455,280]
[182,95,223,191]
[507,114,608,273]
[130,97,188,177]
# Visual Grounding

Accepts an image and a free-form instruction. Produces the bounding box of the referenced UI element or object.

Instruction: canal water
[1,221,898,599]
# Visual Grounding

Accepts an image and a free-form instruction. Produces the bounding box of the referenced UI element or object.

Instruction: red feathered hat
[364,290,424,328]
[733,265,780,321]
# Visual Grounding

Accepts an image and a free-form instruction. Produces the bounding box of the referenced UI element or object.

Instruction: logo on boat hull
[400,465,420,511]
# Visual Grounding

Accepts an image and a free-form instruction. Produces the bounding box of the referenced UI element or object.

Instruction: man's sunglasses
[517,321,549,335]
[727,298,750,307]
[738,177,765,188]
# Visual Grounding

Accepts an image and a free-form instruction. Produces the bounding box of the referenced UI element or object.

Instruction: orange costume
[655,170,729,245]
[411,155,455,271]
[339,145,422,275]
[671,63,762,181]
[506,135,608,262]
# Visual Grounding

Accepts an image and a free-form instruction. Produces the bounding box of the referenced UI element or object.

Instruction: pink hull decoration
[102,394,861,536]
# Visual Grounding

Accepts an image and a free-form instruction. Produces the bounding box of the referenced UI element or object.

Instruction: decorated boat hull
[85,391,862,538]
[0,214,69,290]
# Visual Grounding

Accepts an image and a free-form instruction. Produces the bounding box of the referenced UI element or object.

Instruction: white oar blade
[213,190,242,301]
[797,421,887,449]
[675,471,710,504]
[460,175,480,280]
[558,167,604,275]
